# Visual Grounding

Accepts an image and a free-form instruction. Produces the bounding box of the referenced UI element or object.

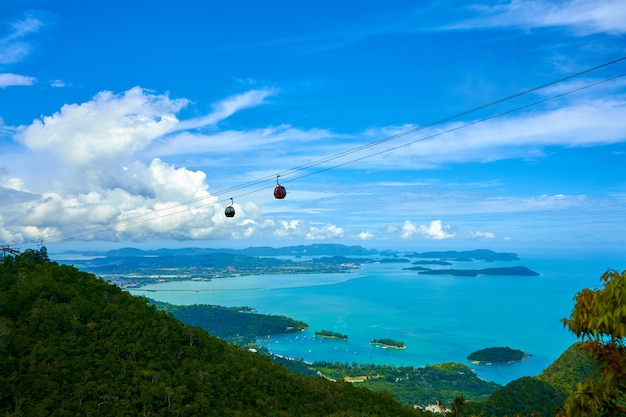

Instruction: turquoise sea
[130,249,625,385]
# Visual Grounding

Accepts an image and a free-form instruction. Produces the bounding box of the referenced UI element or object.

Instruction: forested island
[416,266,539,276]
[371,338,407,349]
[411,260,453,265]
[315,330,348,340]
[468,347,529,363]
[378,258,411,263]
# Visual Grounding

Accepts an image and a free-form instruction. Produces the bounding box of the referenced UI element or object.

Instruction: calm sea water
[130,251,625,385]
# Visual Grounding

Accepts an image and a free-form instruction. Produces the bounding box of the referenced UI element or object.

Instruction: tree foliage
[0,252,425,416]
[310,361,499,407]
[464,376,566,417]
[538,343,598,395]
[561,269,626,416]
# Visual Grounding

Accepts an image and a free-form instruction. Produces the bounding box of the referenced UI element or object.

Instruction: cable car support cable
[12,56,626,247]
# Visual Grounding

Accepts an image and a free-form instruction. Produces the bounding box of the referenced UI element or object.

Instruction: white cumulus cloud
[468,230,496,239]
[358,231,374,240]
[306,224,345,240]
[0,87,288,244]
[401,220,456,240]
[17,87,187,165]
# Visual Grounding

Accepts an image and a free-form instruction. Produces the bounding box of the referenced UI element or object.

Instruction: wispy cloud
[175,88,278,131]
[49,79,66,88]
[6,16,43,40]
[450,0,626,34]
[0,15,44,64]
[148,92,626,175]
[0,15,44,91]
[350,95,626,169]
[0,73,36,88]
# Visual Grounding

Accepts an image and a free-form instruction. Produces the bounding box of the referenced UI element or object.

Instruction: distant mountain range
[58,245,535,281]
[62,244,519,261]
[63,243,379,258]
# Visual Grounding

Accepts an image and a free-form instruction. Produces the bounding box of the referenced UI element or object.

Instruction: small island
[418,266,539,277]
[371,338,406,349]
[315,330,348,340]
[378,258,411,263]
[468,346,529,364]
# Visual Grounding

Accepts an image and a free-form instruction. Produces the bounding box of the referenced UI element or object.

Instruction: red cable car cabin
[274,175,287,199]
[274,184,287,199]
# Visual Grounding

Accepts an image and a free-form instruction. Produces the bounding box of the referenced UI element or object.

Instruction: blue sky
[1,0,625,252]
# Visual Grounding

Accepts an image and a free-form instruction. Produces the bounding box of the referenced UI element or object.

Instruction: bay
[130,251,625,385]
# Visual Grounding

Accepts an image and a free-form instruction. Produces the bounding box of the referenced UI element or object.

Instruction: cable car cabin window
[274,185,287,199]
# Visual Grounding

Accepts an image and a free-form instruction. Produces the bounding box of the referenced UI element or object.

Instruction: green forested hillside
[538,343,598,394]
[464,376,566,417]
[0,251,424,416]
[309,361,500,406]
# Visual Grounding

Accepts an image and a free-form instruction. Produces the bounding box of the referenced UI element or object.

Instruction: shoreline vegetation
[315,330,348,340]
[468,347,530,364]
[371,338,407,349]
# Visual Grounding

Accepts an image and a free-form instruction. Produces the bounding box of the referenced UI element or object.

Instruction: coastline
[126,255,621,385]
[317,335,348,340]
